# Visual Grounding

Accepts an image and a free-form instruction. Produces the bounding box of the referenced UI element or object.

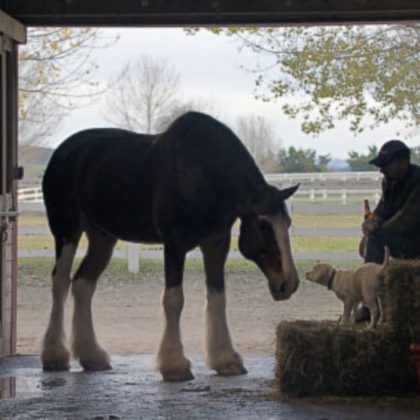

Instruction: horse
[41,111,300,381]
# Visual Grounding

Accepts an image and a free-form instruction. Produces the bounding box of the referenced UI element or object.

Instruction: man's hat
[369,140,410,168]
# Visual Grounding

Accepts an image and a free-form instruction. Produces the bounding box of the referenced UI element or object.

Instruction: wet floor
[0,355,419,419]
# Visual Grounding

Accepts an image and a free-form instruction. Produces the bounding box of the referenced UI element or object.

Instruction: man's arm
[372,179,387,224]
[373,197,386,224]
[380,183,420,235]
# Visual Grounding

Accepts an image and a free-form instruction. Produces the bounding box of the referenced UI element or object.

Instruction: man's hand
[362,219,378,236]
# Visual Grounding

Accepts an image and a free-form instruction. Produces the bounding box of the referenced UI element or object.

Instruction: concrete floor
[0,355,419,419]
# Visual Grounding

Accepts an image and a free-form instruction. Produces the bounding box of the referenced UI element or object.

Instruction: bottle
[361,199,374,258]
[364,199,374,220]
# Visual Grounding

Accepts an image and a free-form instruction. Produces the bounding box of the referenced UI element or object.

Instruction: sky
[52,27,419,160]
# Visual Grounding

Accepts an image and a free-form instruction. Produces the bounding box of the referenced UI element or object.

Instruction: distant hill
[327,158,349,171]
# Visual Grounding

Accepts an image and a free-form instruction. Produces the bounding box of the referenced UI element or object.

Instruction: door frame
[0,10,25,356]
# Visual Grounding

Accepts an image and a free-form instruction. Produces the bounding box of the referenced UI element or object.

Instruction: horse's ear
[253,183,299,214]
[278,184,300,200]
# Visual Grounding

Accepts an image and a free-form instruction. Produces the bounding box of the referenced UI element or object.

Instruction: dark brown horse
[41,112,299,381]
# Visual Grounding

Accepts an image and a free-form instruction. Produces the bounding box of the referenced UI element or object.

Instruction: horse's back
[43,128,154,204]
[154,112,266,196]
[43,128,158,242]
[46,128,152,167]
[42,113,266,245]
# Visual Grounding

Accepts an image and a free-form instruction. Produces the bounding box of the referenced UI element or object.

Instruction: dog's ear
[326,266,337,285]
[323,265,335,278]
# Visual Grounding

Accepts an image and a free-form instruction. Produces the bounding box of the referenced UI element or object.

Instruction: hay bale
[276,321,333,396]
[276,321,417,397]
[381,259,420,340]
[275,259,420,397]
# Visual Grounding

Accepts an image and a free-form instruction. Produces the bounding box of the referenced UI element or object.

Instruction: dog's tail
[382,246,390,267]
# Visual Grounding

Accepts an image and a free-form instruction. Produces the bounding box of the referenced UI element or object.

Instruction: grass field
[19,213,49,226]
[292,213,360,228]
[18,235,164,251]
[20,212,363,229]
[17,207,364,276]
[18,233,359,254]
[19,211,362,255]
[18,257,361,286]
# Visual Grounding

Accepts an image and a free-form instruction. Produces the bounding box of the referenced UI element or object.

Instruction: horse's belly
[82,202,162,244]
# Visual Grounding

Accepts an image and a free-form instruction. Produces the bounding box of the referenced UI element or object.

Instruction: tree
[19,28,115,160]
[235,114,278,172]
[103,56,180,133]
[278,146,331,173]
[346,145,379,171]
[409,146,420,166]
[188,25,419,135]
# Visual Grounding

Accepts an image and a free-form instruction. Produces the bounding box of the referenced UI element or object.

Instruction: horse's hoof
[42,347,71,371]
[80,357,112,371]
[43,359,70,371]
[156,353,193,382]
[214,352,248,376]
[77,348,112,371]
[216,362,248,376]
[161,368,194,382]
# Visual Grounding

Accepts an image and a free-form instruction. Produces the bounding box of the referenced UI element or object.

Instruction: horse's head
[239,184,300,301]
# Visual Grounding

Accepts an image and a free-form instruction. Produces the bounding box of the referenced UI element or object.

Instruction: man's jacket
[374,164,420,242]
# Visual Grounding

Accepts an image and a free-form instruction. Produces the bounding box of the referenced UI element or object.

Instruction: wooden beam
[3,0,420,26]
[0,10,26,43]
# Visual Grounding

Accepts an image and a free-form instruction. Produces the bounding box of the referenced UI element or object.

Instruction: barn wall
[4,0,420,26]
[0,14,23,358]
[1,210,13,356]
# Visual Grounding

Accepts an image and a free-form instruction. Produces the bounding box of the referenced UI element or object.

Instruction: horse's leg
[42,234,81,371]
[71,228,116,370]
[156,244,193,381]
[200,232,247,376]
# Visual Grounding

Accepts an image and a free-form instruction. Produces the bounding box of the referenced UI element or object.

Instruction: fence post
[127,243,140,274]
[309,189,315,202]
[322,189,327,201]
[341,189,347,205]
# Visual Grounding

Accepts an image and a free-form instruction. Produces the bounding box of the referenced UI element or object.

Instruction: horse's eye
[259,221,274,238]
[258,220,271,231]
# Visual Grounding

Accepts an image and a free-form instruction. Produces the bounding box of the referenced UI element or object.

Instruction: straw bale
[275,259,420,397]
[381,259,420,339]
[276,322,417,397]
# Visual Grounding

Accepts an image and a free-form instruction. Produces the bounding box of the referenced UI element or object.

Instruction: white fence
[17,172,382,204]
[18,184,381,206]
[18,187,43,203]
[291,188,381,205]
[266,171,382,184]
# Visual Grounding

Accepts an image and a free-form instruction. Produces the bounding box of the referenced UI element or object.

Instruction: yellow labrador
[305,248,389,329]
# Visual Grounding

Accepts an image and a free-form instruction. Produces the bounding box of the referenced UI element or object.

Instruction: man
[362,139,420,263]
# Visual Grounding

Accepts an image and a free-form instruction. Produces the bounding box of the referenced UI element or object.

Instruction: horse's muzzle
[269,278,299,301]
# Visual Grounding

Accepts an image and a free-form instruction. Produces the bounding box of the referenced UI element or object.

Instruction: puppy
[305,248,389,329]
